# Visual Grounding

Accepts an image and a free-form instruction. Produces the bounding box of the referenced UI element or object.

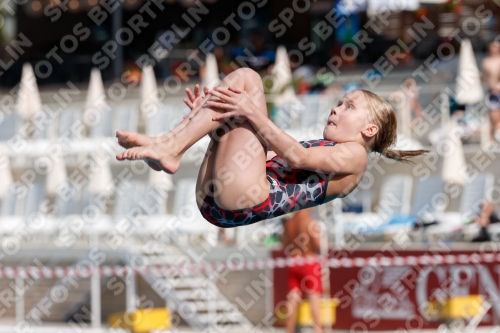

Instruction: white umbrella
[441,120,467,186]
[368,0,419,14]
[202,53,220,89]
[84,68,108,136]
[455,39,487,145]
[88,149,114,196]
[149,169,174,191]
[85,68,106,113]
[398,96,412,139]
[271,45,298,108]
[46,143,67,197]
[0,149,13,199]
[272,46,301,130]
[389,89,412,139]
[140,65,160,117]
[440,90,450,128]
[17,63,42,121]
[455,39,484,105]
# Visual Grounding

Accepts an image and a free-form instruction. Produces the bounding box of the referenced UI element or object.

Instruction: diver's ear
[362,124,378,138]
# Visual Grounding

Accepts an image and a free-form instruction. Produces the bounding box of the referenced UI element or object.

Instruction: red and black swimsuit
[199,139,337,228]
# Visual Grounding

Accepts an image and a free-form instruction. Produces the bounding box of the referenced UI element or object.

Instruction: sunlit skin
[281,209,323,333]
[263,90,377,161]
[116,85,208,150]
[116,68,380,212]
[118,90,377,158]
[115,85,209,170]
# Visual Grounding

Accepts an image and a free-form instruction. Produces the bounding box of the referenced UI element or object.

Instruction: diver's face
[323,90,370,143]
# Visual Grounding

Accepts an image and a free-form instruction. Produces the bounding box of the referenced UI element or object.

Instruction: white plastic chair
[298,95,332,133]
[76,183,115,236]
[57,107,83,140]
[459,173,495,221]
[0,111,19,141]
[113,180,143,216]
[429,173,495,238]
[380,174,413,216]
[341,187,372,214]
[2,182,55,237]
[113,105,139,133]
[54,182,78,217]
[164,103,188,133]
[411,175,447,221]
[146,105,171,137]
[79,184,109,227]
[140,186,168,216]
[32,115,50,140]
[0,216,24,235]
[90,109,113,138]
[339,174,373,230]
[342,174,414,234]
[111,180,170,235]
[171,178,217,243]
[23,182,46,218]
[273,103,296,131]
[1,184,18,216]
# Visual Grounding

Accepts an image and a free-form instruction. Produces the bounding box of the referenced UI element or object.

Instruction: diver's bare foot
[116,143,181,174]
[116,130,155,149]
[116,130,167,171]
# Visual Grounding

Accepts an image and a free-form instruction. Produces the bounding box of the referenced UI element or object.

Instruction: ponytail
[359,89,430,164]
[382,149,429,164]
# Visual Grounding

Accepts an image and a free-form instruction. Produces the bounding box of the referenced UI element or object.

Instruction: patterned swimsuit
[199,139,337,228]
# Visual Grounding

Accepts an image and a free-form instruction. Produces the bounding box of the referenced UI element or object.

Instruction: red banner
[273,246,500,330]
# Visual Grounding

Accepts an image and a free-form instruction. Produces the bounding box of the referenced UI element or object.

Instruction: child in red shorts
[282,209,324,333]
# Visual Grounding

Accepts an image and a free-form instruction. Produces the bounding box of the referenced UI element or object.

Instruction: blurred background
[1,0,500,332]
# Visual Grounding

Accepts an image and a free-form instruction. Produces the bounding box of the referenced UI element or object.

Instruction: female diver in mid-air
[116,68,427,228]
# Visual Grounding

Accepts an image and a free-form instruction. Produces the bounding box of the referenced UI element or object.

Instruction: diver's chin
[323,130,334,141]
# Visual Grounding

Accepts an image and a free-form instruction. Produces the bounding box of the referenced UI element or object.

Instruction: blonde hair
[360,89,428,163]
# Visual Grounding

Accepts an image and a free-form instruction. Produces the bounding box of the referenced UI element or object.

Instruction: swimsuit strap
[299,139,337,148]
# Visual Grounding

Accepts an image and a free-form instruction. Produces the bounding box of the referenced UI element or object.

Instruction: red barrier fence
[272,248,500,330]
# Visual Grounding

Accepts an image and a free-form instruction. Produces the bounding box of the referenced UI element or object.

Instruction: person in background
[482,40,500,143]
[472,200,500,242]
[404,78,424,126]
[281,208,323,333]
[390,78,424,138]
[213,47,234,75]
[233,28,275,72]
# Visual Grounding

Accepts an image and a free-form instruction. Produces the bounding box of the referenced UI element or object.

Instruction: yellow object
[109,308,171,333]
[275,298,339,326]
[427,295,484,319]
